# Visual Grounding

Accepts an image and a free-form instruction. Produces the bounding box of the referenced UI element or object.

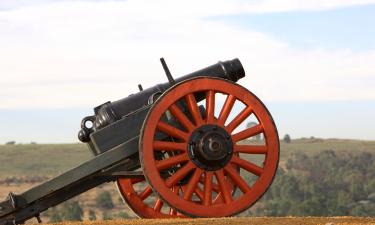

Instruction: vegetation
[283,134,291,143]
[48,200,84,222]
[88,210,97,221]
[5,141,15,145]
[96,191,115,209]
[49,209,62,223]
[1,139,374,178]
[0,143,90,178]
[102,212,113,220]
[116,211,131,219]
[2,139,375,219]
[254,150,375,216]
[60,200,84,221]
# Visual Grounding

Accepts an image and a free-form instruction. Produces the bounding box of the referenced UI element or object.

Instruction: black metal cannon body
[0,58,279,224]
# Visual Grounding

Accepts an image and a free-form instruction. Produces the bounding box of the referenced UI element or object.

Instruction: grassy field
[0,138,374,222]
[0,138,374,178]
[0,143,91,178]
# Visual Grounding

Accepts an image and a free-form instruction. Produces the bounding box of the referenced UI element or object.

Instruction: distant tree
[96,191,114,209]
[88,209,97,221]
[49,210,62,223]
[60,201,83,221]
[350,204,375,216]
[5,141,15,145]
[116,211,130,219]
[256,151,375,217]
[283,134,291,143]
[103,212,112,220]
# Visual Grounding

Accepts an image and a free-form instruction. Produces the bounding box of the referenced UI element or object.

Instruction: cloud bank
[0,0,374,109]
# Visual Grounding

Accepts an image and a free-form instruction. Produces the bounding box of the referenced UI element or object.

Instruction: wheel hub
[188,124,233,171]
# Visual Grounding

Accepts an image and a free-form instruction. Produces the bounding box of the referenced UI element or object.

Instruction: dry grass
[46,217,375,225]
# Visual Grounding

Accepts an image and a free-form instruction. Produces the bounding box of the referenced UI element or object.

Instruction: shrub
[49,210,62,223]
[60,200,83,221]
[103,212,112,220]
[96,191,114,209]
[283,134,291,143]
[88,209,97,221]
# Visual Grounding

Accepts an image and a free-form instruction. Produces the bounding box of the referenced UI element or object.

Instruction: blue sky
[0,0,374,143]
[217,4,375,51]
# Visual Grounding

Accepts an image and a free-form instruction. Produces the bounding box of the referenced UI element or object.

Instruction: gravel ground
[48,217,375,225]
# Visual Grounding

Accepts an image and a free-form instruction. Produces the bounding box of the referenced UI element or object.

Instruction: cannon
[0,58,279,224]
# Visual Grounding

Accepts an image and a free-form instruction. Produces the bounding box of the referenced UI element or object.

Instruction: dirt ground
[48,217,375,225]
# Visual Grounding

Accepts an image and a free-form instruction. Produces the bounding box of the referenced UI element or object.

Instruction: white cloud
[239,0,375,13]
[0,0,374,109]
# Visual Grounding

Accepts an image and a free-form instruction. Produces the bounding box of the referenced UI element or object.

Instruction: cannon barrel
[79,58,245,142]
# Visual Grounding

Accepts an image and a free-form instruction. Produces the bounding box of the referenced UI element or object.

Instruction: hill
[0,138,374,178]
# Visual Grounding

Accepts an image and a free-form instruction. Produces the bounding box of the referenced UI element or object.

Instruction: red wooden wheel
[117,175,227,218]
[117,177,187,218]
[140,77,279,217]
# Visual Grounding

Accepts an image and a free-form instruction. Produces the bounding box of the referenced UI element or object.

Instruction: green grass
[0,144,91,178]
[0,138,374,178]
[279,138,375,158]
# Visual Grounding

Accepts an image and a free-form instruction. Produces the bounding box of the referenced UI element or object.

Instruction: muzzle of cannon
[0,58,279,224]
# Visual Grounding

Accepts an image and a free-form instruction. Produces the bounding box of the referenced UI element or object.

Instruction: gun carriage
[0,58,279,224]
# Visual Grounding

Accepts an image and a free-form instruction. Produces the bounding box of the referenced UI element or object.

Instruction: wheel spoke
[205,90,215,123]
[169,103,195,132]
[169,187,179,215]
[183,169,203,200]
[194,187,204,201]
[165,162,195,188]
[185,93,203,126]
[218,94,236,125]
[169,208,177,215]
[231,155,264,176]
[225,106,253,133]
[224,165,251,194]
[156,153,189,171]
[234,144,267,154]
[200,176,220,193]
[182,184,204,201]
[231,124,263,142]
[153,141,187,152]
[157,121,189,142]
[215,170,232,204]
[130,177,145,184]
[203,172,213,206]
[153,198,164,212]
[139,186,153,200]
[213,192,224,204]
